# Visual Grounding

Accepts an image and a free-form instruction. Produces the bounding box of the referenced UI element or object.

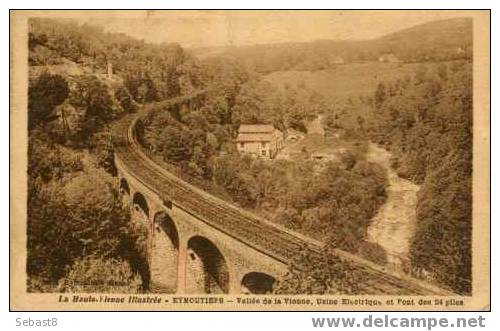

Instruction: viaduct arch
[241,272,276,294]
[150,211,179,293]
[132,192,149,218]
[120,178,130,196]
[186,236,229,294]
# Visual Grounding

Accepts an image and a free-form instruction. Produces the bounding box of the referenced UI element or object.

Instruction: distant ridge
[196,18,472,73]
[377,17,472,52]
[379,17,472,43]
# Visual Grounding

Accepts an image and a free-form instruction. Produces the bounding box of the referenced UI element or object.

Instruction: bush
[115,87,138,113]
[358,241,387,265]
[274,245,369,294]
[58,256,142,293]
[27,168,131,284]
[90,131,116,175]
[28,72,69,129]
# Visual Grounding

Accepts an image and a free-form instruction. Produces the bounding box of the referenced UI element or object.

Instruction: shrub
[28,72,69,129]
[358,241,388,265]
[58,256,142,293]
[274,245,369,294]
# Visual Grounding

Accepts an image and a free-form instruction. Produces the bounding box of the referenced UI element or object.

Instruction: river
[366,143,420,269]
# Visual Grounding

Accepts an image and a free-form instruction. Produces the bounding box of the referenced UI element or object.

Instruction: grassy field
[263,61,436,101]
[280,134,350,160]
[263,61,450,131]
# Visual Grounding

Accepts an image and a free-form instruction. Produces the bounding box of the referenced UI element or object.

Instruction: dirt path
[366,143,420,268]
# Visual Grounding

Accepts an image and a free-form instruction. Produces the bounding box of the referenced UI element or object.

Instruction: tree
[164,66,181,99]
[90,131,116,175]
[28,73,69,129]
[68,75,117,143]
[356,115,366,132]
[58,256,142,293]
[160,126,194,162]
[70,75,115,122]
[28,131,83,188]
[368,61,472,294]
[274,245,369,294]
[28,32,48,50]
[27,169,131,284]
[374,82,386,109]
[115,86,137,113]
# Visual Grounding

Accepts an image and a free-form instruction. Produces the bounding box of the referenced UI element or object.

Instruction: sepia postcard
[10,9,490,311]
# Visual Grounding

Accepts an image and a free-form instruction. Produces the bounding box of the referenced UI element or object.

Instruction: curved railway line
[112,94,453,296]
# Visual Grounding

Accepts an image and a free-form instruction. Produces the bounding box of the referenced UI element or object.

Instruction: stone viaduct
[112,92,452,296]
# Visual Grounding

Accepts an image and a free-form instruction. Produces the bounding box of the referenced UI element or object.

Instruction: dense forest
[27,17,473,295]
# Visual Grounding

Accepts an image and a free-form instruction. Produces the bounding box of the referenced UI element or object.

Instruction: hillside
[377,17,472,61]
[263,62,424,99]
[26,18,200,292]
[379,17,472,47]
[28,18,206,101]
[208,17,472,73]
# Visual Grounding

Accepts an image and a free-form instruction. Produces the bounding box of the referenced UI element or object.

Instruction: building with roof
[236,124,284,159]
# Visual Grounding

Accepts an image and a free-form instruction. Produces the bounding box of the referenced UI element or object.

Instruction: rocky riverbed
[366,143,420,269]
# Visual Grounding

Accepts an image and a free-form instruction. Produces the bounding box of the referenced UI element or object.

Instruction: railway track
[114,114,308,263]
[111,96,453,296]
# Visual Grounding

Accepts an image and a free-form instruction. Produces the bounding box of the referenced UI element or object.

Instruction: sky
[65,10,472,48]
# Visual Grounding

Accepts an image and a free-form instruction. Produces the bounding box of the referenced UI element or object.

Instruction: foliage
[139,56,387,255]
[358,241,388,265]
[115,86,138,113]
[411,151,472,293]
[367,61,472,294]
[68,75,118,132]
[89,131,117,175]
[28,131,83,190]
[26,18,197,292]
[141,67,331,184]
[27,169,129,282]
[290,159,387,251]
[58,256,142,293]
[231,78,325,132]
[28,72,127,150]
[26,146,150,290]
[27,276,59,293]
[29,18,196,102]
[145,118,386,254]
[125,73,159,103]
[28,72,69,129]
[274,245,369,294]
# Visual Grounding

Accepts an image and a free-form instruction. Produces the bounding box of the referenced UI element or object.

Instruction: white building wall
[237,141,272,158]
